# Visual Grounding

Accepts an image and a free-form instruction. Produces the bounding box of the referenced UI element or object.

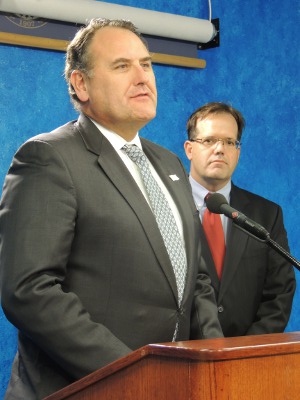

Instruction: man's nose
[213,139,226,152]
[133,65,149,85]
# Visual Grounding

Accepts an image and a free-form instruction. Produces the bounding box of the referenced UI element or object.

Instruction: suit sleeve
[0,139,131,380]
[246,206,296,335]
[190,249,224,339]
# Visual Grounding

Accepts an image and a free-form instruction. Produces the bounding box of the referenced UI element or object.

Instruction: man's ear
[184,140,193,161]
[70,70,89,102]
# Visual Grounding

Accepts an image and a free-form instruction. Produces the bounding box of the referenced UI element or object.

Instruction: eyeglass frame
[189,136,242,150]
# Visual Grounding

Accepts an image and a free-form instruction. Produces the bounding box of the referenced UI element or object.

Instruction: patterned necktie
[202,193,226,279]
[122,144,187,308]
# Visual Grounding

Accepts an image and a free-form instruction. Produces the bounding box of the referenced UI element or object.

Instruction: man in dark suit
[0,19,223,399]
[184,102,296,337]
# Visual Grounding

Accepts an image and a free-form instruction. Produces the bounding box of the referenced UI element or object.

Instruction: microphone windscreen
[206,193,228,214]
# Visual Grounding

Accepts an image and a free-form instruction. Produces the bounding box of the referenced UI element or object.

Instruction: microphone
[206,193,270,241]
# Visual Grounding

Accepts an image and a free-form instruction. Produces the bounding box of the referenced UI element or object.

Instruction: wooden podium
[44,332,300,400]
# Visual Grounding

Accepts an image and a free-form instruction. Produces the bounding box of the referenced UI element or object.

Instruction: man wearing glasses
[184,102,295,337]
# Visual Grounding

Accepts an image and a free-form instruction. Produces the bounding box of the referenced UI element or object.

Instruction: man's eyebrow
[111,58,130,66]
[140,56,153,62]
[110,56,153,67]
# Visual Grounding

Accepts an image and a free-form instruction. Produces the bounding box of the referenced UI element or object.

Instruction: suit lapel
[76,114,181,300]
[218,184,251,301]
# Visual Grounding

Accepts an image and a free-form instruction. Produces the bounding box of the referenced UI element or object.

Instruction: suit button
[218,305,224,313]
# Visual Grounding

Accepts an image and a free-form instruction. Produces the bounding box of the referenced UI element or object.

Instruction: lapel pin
[169,174,180,181]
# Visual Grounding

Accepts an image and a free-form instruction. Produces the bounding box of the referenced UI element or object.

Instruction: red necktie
[202,194,226,279]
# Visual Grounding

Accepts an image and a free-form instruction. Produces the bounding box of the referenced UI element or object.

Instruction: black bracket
[198,18,220,50]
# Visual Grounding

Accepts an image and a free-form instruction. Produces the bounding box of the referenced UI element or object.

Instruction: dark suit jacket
[0,114,222,399]
[199,183,296,337]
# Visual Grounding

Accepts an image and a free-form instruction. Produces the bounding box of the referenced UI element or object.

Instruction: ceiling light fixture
[0,0,217,44]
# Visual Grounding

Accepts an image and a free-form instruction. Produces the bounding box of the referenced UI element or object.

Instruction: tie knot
[122,144,146,165]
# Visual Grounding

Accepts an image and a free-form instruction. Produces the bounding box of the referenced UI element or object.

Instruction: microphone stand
[266,237,300,271]
[233,223,300,272]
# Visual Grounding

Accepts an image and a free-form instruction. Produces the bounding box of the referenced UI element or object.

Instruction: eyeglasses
[190,137,241,149]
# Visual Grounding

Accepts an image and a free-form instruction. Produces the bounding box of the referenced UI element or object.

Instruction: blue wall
[0,1,299,397]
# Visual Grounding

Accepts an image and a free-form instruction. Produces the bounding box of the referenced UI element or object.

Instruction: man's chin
[135,110,156,122]
[207,174,229,183]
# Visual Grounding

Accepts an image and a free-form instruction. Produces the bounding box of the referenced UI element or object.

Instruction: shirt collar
[189,176,231,209]
[89,118,142,150]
